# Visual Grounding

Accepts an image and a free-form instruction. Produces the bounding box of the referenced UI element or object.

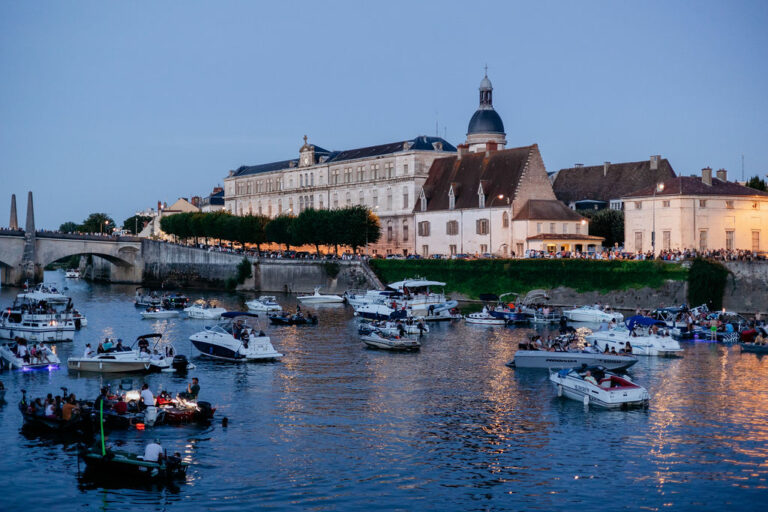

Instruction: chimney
[574,163,584,168]
[485,141,498,157]
[212,187,223,194]
[603,161,610,177]
[701,167,712,186]
[650,155,661,170]
[457,144,468,160]
[716,168,727,182]
[157,200,162,211]
[228,170,235,177]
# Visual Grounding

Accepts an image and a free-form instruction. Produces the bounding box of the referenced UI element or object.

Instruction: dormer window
[419,189,427,212]
[478,191,485,209]
[448,187,455,210]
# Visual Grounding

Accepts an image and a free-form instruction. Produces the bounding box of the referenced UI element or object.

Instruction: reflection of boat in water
[189,312,282,362]
[740,342,768,354]
[550,366,650,409]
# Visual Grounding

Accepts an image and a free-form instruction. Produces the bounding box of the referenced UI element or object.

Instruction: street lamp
[101,219,109,235]
[488,194,506,257]
[651,182,665,256]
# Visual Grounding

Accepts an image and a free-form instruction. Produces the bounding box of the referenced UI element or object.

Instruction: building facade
[223,135,455,255]
[623,167,768,253]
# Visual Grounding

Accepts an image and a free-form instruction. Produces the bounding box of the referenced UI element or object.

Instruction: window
[359,190,365,205]
[309,195,314,208]
[420,193,427,212]
[634,201,642,210]
[476,218,489,235]
[402,187,409,209]
[333,193,339,208]
[699,230,708,251]
[516,243,523,257]
[449,244,457,256]
[288,199,293,213]
[725,230,734,250]
[372,164,380,180]
[422,245,429,257]
[536,223,542,234]
[418,221,430,237]
[319,196,324,209]
[278,199,282,214]
[550,223,556,233]
[344,168,352,183]
[663,231,671,251]
[402,221,408,241]
[502,211,509,228]
[372,190,378,207]
[346,191,351,206]
[725,200,734,209]
[634,232,643,252]
[332,170,339,185]
[575,223,581,234]
[699,199,707,208]
[662,200,670,207]
[753,231,760,252]
[480,244,488,253]
[448,189,455,210]
[357,166,365,181]
[446,220,459,235]
[562,223,568,234]
[386,188,393,210]
[478,192,485,208]
[385,162,394,179]
[299,196,304,211]
[387,224,394,242]
[404,164,409,174]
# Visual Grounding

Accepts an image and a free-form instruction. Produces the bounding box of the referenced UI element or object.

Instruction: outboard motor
[144,405,158,427]
[197,401,214,420]
[172,355,189,373]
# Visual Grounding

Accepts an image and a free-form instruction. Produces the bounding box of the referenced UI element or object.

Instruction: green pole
[99,398,105,456]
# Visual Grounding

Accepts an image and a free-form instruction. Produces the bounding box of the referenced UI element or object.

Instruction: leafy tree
[59,221,81,233]
[587,209,624,248]
[265,215,295,250]
[123,215,152,235]
[746,176,767,192]
[292,208,327,254]
[81,213,115,234]
[238,215,269,251]
[342,205,381,253]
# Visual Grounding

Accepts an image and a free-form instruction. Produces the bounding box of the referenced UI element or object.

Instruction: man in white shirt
[140,383,154,409]
[83,343,93,358]
[143,439,163,462]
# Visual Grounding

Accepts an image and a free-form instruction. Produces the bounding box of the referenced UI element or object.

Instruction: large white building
[223,135,455,255]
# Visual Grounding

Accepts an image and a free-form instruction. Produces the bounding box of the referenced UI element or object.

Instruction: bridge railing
[35,231,141,242]
[0,228,24,236]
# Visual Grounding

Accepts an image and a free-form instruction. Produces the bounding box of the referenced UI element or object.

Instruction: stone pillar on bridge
[22,191,40,282]
[9,194,18,230]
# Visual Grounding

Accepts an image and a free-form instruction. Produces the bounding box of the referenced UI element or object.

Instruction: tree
[746,176,767,192]
[587,209,624,248]
[292,208,327,254]
[81,213,115,234]
[59,221,81,233]
[342,205,381,253]
[238,214,269,251]
[265,215,295,250]
[123,215,152,235]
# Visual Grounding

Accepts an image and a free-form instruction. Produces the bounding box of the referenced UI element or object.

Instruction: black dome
[467,109,505,135]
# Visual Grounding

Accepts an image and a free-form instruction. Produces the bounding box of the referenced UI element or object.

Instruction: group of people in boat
[601,342,633,355]
[22,391,81,421]
[10,338,54,364]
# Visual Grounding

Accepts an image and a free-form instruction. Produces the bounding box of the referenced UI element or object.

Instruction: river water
[0,271,767,511]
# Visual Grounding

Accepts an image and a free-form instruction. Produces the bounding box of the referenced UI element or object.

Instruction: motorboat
[385,278,448,315]
[140,306,180,319]
[586,316,683,357]
[184,300,226,320]
[65,269,81,278]
[162,292,190,309]
[189,312,282,362]
[361,332,421,351]
[354,302,409,321]
[134,288,162,307]
[245,295,282,312]
[482,294,528,324]
[509,347,637,371]
[0,301,76,342]
[268,312,318,326]
[549,366,650,408]
[79,444,188,481]
[465,309,507,325]
[741,342,768,354]
[0,341,60,370]
[358,319,429,336]
[343,289,399,307]
[563,305,624,323]
[17,283,69,304]
[67,334,173,373]
[297,287,344,304]
[18,391,84,431]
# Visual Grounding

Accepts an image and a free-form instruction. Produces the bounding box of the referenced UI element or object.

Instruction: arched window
[402,220,409,241]
[448,188,455,210]
[387,221,394,242]
[502,211,509,228]
[420,191,427,212]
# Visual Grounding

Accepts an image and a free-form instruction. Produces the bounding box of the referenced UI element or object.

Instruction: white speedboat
[510,349,638,371]
[297,287,344,304]
[134,288,162,307]
[361,332,421,351]
[359,319,429,337]
[184,300,227,319]
[189,312,282,362]
[550,366,650,408]
[0,342,60,370]
[563,305,624,323]
[386,278,447,315]
[140,306,180,319]
[586,316,683,357]
[65,269,81,278]
[17,283,69,304]
[343,289,398,307]
[245,296,282,312]
[67,334,172,373]
[465,309,506,325]
[0,303,76,342]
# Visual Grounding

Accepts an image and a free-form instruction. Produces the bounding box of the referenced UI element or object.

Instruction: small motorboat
[184,300,227,320]
[155,393,216,425]
[740,342,768,354]
[297,286,344,304]
[245,296,282,312]
[563,305,624,323]
[361,332,421,351]
[510,348,638,371]
[358,319,429,336]
[268,312,318,326]
[79,445,188,481]
[65,269,81,278]
[0,342,60,370]
[189,312,282,362]
[353,302,409,321]
[135,288,162,307]
[162,293,190,309]
[67,334,173,373]
[465,309,507,325]
[587,316,683,357]
[17,283,69,304]
[141,306,180,319]
[549,366,650,408]
[18,391,83,431]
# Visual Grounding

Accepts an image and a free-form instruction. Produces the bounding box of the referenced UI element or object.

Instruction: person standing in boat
[140,383,155,409]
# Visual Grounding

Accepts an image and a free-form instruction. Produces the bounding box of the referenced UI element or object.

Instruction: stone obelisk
[9,194,18,229]
[22,191,38,282]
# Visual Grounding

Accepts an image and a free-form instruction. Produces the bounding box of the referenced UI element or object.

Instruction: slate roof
[513,199,586,221]
[467,109,504,135]
[417,145,538,212]
[207,189,225,206]
[231,136,456,178]
[623,176,768,198]
[552,159,676,204]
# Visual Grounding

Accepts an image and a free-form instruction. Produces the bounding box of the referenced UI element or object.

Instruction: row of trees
[159,206,381,254]
[59,212,116,234]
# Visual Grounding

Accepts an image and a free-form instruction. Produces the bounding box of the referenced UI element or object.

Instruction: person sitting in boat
[83,343,94,358]
[138,336,150,353]
[44,399,56,418]
[61,396,80,421]
[625,342,633,354]
[165,345,175,358]
[29,344,39,364]
[179,378,200,401]
[603,345,610,354]
[143,439,164,463]
[241,329,250,348]
[102,338,114,352]
[583,370,598,386]
[233,320,244,340]
[610,347,618,355]
[140,383,155,410]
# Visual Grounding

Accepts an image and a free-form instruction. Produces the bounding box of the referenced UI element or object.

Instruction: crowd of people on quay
[524,248,766,262]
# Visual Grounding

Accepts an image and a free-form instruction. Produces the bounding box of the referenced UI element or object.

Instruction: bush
[687,258,729,310]
[236,257,253,284]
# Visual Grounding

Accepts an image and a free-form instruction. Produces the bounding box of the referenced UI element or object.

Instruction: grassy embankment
[369,259,688,299]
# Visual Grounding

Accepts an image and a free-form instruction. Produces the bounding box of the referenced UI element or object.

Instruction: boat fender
[583,394,590,406]
[145,405,158,426]
[557,384,563,397]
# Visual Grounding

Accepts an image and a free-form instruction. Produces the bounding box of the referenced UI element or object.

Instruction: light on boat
[136,423,145,430]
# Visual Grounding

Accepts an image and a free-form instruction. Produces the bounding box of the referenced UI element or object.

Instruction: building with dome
[465,70,507,152]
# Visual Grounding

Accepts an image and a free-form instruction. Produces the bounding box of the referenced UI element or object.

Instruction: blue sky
[1,1,767,229]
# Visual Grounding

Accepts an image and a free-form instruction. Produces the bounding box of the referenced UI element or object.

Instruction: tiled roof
[526,234,604,241]
[233,159,298,177]
[553,159,676,204]
[623,176,768,198]
[417,145,538,212]
[513,199,585,221]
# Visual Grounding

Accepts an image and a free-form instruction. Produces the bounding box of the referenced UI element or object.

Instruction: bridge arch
[39,250,135,269]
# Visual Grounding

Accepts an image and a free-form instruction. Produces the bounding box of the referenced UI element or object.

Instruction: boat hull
[549,372,650,409]
[511,350,638,370]
[587,331,683,357]
[67,360,154,373]
[190,338,282,362]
